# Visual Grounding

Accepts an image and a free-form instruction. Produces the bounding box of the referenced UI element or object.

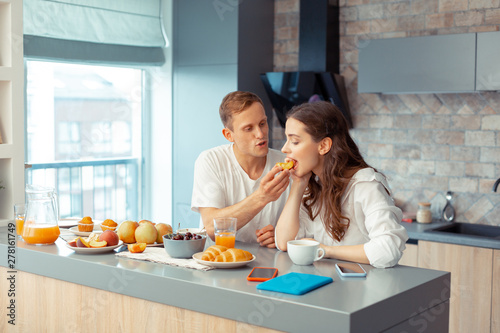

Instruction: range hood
[261,0,352,128]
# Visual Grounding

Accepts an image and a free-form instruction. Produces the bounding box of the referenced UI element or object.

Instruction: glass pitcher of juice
[22,185,60,245]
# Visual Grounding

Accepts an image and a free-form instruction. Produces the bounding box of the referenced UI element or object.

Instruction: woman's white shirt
[277,168,408,268]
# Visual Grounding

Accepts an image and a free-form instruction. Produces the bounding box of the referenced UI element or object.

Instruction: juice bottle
[215,232,236,248]
[22,223,60,245]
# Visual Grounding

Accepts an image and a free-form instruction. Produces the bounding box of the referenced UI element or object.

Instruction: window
[25,61,143,221]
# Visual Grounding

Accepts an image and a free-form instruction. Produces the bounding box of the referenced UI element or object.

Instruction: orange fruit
[276,160,294,170]
[76,237,90,248]
[89,240,107,248]
[128,243,147,253]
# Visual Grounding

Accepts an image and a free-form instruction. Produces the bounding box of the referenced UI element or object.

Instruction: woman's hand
[289,169,311,193]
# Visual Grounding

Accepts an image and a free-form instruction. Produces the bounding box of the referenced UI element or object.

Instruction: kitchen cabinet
[358,33,476,94]
[493,250,500,333]
[0,0,24,226]
[0,267,281,333]
[398,242,418,267]
[1,236,451,333]
[418,241,493,333]
[476,31,500,91]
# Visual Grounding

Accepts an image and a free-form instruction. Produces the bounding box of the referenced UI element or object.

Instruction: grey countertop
[401,220,500,249]
[0,227,450,333]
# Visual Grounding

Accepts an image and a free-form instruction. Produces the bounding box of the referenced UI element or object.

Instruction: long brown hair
[287,101,371,242]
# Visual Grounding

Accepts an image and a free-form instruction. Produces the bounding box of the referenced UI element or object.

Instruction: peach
[76,237,90,248]
[135,223,157,244]
[67,241,77,247]
[139,220,155,226]
[128,243,147,253]
[155,223,173,243]
[117,221,139,243]
[89,240,107,248]
[98,230,119,246]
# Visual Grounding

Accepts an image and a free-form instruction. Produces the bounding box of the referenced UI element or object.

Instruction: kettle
[22,185,60,245]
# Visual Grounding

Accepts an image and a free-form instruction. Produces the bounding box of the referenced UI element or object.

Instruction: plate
[65,241,123,254]
[59,218,103,228]
[69,225,103,236]
[192,252,255,268]
[58,218,81,228]
[147,243,164,247]
[122,242,164,247]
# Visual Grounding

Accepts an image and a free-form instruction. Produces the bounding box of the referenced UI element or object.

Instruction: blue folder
[256,272,333,295]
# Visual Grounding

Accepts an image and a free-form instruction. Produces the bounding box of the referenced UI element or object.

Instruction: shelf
[0,0,24,225]
[0,1,12,68]
[0,66,12,77]
[0,143,14,156]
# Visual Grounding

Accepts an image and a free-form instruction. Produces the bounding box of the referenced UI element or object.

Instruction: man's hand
[256,224,276,248]
[254,165,290,206]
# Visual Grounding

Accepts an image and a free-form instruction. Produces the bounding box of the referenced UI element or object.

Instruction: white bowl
[163,235,206,258]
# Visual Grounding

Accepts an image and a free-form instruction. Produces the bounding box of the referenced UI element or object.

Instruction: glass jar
[416,202,432,223]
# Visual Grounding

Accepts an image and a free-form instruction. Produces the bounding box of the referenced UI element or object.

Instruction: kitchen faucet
[493,178,500,192]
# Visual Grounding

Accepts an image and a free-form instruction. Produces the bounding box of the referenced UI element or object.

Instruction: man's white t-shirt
[191,144,290,243]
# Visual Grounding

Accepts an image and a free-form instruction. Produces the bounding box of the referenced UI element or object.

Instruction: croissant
[215,248,253,262]
[201,245,228,261]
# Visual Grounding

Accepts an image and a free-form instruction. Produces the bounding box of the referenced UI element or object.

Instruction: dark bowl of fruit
[163,232,207,258]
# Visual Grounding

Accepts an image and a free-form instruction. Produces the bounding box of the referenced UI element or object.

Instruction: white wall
[148,0,173,224]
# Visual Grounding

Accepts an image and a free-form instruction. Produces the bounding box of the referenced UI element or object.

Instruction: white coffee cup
[287,240,325,265]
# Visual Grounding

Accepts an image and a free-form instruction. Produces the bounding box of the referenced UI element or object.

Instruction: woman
[275,101,408,268]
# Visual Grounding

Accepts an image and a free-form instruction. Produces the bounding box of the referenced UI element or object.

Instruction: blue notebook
[256,272,333,295]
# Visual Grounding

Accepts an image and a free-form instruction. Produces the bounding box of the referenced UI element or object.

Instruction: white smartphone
[335,263,367,277]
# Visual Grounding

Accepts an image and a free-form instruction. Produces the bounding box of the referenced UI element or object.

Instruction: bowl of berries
[177,228,207,237]
[163,232,206,258]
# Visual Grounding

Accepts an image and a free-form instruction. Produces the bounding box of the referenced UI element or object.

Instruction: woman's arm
[300,238,369,264]
[275,172,310,251]
[322,243,369,264]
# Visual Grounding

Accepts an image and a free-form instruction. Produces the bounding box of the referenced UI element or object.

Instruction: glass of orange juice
[14,203,25,238]
[214,217,237,248]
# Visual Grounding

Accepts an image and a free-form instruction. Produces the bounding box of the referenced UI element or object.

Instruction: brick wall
[273,0,500,225]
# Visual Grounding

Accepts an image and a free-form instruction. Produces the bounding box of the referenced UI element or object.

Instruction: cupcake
[100,219,118,231]
[78,216,94,232]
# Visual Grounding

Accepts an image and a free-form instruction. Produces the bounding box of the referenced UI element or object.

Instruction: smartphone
[335,263,367,277]
[247,267,278,282]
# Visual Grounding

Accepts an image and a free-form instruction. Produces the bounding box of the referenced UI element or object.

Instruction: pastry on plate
[78,216,94,232]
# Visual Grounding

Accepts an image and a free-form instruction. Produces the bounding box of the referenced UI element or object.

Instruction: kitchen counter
[402,220,500,249]
[0,227,450,333]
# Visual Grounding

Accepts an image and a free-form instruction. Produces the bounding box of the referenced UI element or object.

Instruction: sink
[427,223,500,239]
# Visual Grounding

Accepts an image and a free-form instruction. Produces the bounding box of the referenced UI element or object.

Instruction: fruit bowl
[163,234,206,258]
[177,228,207,237]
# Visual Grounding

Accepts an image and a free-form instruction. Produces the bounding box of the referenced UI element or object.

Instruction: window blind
[24,0,167,65]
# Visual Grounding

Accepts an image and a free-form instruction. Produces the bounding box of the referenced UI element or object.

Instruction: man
[191,91,290,248]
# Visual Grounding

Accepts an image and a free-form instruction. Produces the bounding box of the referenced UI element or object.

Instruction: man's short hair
[219,91,263,130]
